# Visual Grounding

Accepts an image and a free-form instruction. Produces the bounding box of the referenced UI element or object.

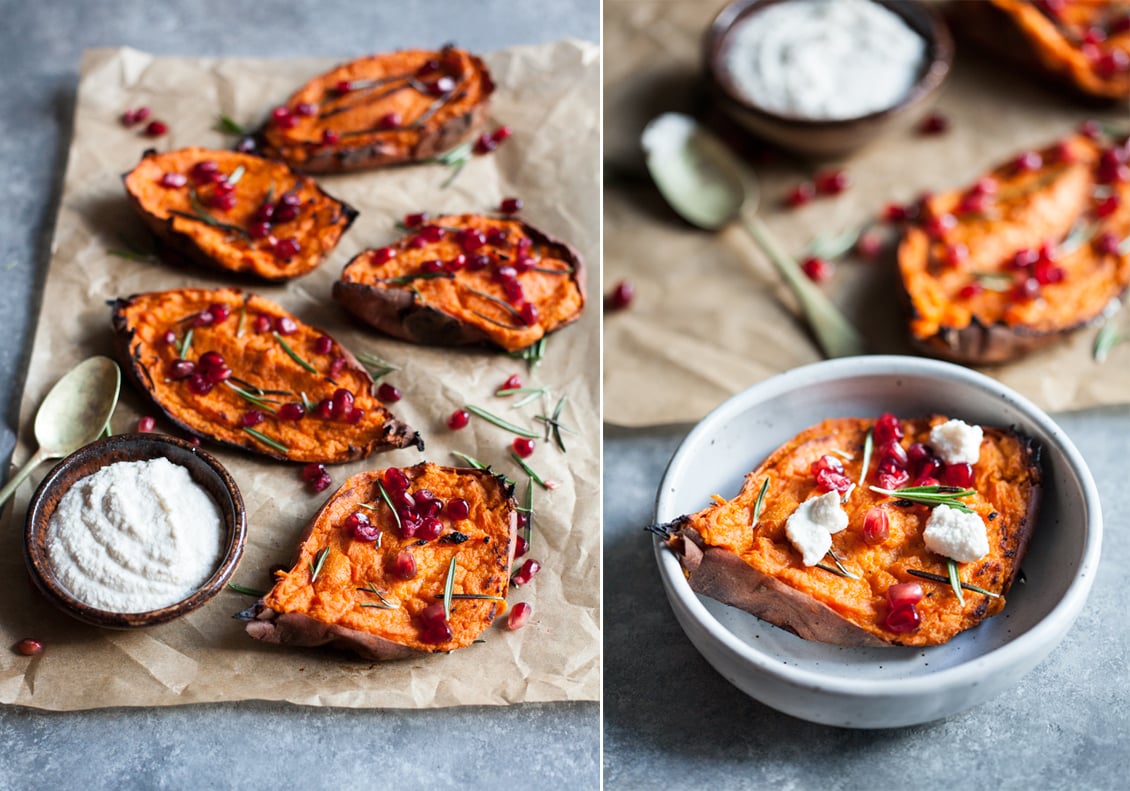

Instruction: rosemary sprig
[522,480,534,550]
[358,582,398,609]
[173,191,251,239]
[213,114,248,135]
[465,287,526,323]
[858,428,873,488]
[1058,219,1096,256]
[531,265,574,276]
[869,484,976,514]
[308,548,329,583]
[108,247,159,263]
[464,404,540,438]
[907,568,1000,599]
[947,559,965,606]
[430,140,474,189]
[355,351,399,381]
[273,331,318,374]
[808,224,863,260]
[471,310,525,331]
[242,427,288,453]
[751,478,769,526]
[972,272,1014,292]
[495,385,547,399]
[227,164,246,185]
[823,548,861,580]
[229,377,293,397]
[442,556,458,620]
[376,479,403,534]
[226,582,267,597]
[451,450,488,470]
[534,396,575,452]
[446,594,506,602]
[379,271,455,286]
[1094,320,1123,363]
[177,328,194,359]
[235,306,246,338]
[507,337,546,371]
[511,452,548,489]
[224,381,280,414]
[828,448,855,461]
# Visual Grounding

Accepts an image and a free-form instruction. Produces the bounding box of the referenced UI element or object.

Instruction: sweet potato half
[123,147,357,280]
[898,132,1130,364]
[111,287,422,463]
[257,46,493,173]
[659,415,1042,647]
[334,214,585,352]
[245,463,517,659]
[953,0,1130,100]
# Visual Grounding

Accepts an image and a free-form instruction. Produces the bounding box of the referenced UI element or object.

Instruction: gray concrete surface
[0,1,598,788]
[603,408,1130,790]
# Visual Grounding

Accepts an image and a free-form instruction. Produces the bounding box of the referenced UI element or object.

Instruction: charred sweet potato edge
[661,416,1042,648]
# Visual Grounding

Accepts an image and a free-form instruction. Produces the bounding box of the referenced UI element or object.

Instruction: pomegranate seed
[507,602,532,630]
[137,416,156,432]
[191,160,219,183]
[249,221,271,240]
[1095,231,1121,256]
[159,172,187,188]
[313,472,332,492]
[280,192,302,208]
[474,133,497,155]
[1095,49,1130,78]
[1037,0,1066,18]
[274,204,298,223]
[302,463,326,483]
[121,106,150,127]
[14,638,44,656]
[516,236,533,254]
[404,212,428,228]
[278,402,306,421]
[486,227,509,246]
[199,350,225,370]
[1034,261,1065,285]
[1094,194,1122,218]
[321,129,340,145]
[349,511,381,541]
[417,59,440,76]
[814,169,850,195]
[520,302,539,326]
[877,468,909,490]
[855,231,883,260]
[241,410,264,428]
[887,582,924,609]
[1083,26,1107,46]
[499,197,522,214]
[209,303,230,323]
[1010,248,1037,270]
[440,500,468,523]
[377,383,401,403]
[491,126,513,144]
[958,282,984,299]
[874,413,904,445]
[918,112,949,135]
[879,439,908,468]
[445,254,467,272]
[1079,119,1103,140]
[457,228,487,253]
[515,534,529,558]
[785,182,815,208]
[494,265,518,282]
[413,488,436,505]
[313,335,334,355]
[330,388,355,420]
[971,177,998,196]
[418,517,443,541]
[943,242,969,267]
[815,467,853,493]
[1014,151,1042,172]
[314,398,334,419]
[208,192,237,211]
[512,255,535,274]
[907,442,931,465]
[422,259,444,274]
[811,455,845,476]
[371,246,397,265]
[923,213,957,240]
[801,256,833,283]
[504,279,525,302]
[187,374,213,396]
[501,374,523,391]
[419,224,445,243]
[447,409,470,430]
[347,407,364,427]
[1011,277,1041,301]
[914,456,943,481]
[253,314,272,334]
[383,468,410,493]
[882,202,911,223]
[862,508,890,545]
[958,192,990,214]
[274,237,301,261]
[1113,14,1130,34]
[275,316,298,335]
[162,330,178,345]
[329,356,347,379]
[419,603,453,643]
[941,462,975,488]
[607,279,635,310]
[294,102,317,117]
[213,178,236,196]
[166,359,195,380]
[467,253,491,271]
[513,438,535,458]
[884,604,921,633]
[378,112,402,129]
[428,76,455,96]
[511,558,541,586]
[271,106,296,129]
[334,79,353,94]
[144,120,169,137]
[1052,140,1076,165]
[193,310,216,328]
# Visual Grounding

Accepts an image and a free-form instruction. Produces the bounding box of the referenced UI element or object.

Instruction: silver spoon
[0,356,121,510]
[642,112,865,359]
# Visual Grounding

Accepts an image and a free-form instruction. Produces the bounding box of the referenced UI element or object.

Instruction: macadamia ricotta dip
[722,0,926,120]
[46,457,224,613]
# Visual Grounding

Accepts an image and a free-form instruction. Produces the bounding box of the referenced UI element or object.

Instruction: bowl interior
[24,433,246,628]
[654,356,1100,690]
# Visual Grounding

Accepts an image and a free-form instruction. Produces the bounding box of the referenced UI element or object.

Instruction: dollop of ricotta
[929,419,984,465]
[722,0,926,120]
[46,457,225,613]
[785,490,849,566]
[923,505,989,563]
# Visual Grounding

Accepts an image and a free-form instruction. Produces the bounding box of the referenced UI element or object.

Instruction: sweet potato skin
[246,464,517,659]
[664,416,1043,647]
[333,214,586,352]
[123,147,357,281]
[111,287,422,463]
[257,47,494,174]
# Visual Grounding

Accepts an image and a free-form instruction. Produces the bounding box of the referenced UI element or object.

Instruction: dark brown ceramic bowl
[705,0,954,158]
[24,433,246,629]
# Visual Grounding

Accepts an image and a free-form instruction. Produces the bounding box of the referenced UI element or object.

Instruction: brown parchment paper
[604,0,1130,428]
[0,41,599,710]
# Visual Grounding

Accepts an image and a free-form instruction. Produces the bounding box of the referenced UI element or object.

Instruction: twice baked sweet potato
[333,214,585,352]
[245,463,517,659]
[111,287,422,462]
[660,414,1042,647]
[897,132,1130,363]
[953,0,1130,100]
[123,147,357,280]
[257,46,493,173]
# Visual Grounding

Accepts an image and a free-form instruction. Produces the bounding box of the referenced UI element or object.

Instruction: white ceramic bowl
[653,356,1102,728]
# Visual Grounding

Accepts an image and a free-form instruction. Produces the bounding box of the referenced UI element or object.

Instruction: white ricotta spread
[46,458,225,613]
[923,505,989,563]
[785,490,849,566]
[722,0,926,120]
[929,419,984,465]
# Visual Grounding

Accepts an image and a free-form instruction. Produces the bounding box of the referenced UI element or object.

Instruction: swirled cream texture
[46,458,224,613]
[723,0,925,120]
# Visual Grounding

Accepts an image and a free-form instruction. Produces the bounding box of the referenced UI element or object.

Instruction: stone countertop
[603,408,1129,790]
[0,1,598,788]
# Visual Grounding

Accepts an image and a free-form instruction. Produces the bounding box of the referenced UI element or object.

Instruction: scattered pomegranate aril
[923,213,957,240]
[884,604,921,633]
[940,462,975,488]
[1014,151,1042,172]
[187,374,214,396]
[887,582,924,609]
[199,350,225,370]
[943,242,969,267]
[121,106,150,127]
[419,224,445,243]
[907,442,931,465]
[862,508,890,545]
[486,227,509,247]
[253,314,272,334]
[1113,14,1130,34]
[874,413,904,445]
[1009,248,1037,270]
[511,558,541,587]
[162,330,178,345]
[879,439,909,468]
[882,202,911,223]
[515,534,529,558]
[513,437,535,458]
[447,409,470,430]
[314,398,334,419]
[418,603,453,644]
[193,309,216,328]
[371,246,397,265]
[1095,231,1121,256]
[786,183,816,210]
[278,402,306,421]
[241,410,264,428]
[320,130,340,146]
[313,335,334,355]
[249,221,271,240]
[137,416,156,433]
[159,172,187,188]
[273,237,301,261]
[801,256,833,283]
[499,197,522,214]
[334,79,353,95]
[378,112,402,129]
[473,133,497,155]
[302,462,326,483]
[383,467,410,492]
[208,192,237,211]
[512,255,535,274]
[144,120,169,137]
[213,178,236,196]
[14,638,44,657]
[446,498,470,520]
[606,279,634,311]
[166,359,195,380]
[501,373,523,391]
[457,228,487,253]
[1011,277,1041,301]
[877,469,909,490]
[329,356,347,379]
[504,279,524,302]
[1095,49,1130,78]
[494,265,518,282]
[404,212,428,228]
[418,516,443,541]
[427,76,455,96]
[377,383,402,403]
[1094,194,1122,219]
[811,454,844,476]
[190,160,219,183]
[520,302,539,326]
[467,253,491,271]
[507,602,532,631]
[855,231,883,260]
[814,169,850,195]
[1033,261,1065,285]
[274,204,298,223]
[330,388,355,421]
[918,112,949,135]
[491,126,512,144]
[421,259,444,274]
[275,316,298,335]
[958,282,984,299]
[271,106,297,130]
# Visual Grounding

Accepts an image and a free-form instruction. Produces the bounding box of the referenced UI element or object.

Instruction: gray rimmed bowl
[24,433,246,629]
[705,0,954,157]
[653,356,1102,728]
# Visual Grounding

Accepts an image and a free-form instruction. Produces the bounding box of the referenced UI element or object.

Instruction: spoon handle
[0,447,51,512]
[741,213,866,359]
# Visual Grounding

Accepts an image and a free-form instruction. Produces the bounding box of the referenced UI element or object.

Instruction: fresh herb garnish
[1094,320,1124,363]
[511,451,548,489]
[808,225,863,261]
[355,351,399,381]
[224,381,281,413]
[108,247,159,263]
[818,548,860,580]
[465,287,526,323]
[869,484,976,514]
[907,568,1000,599]
[273,331,318,374]
[227,164,246,185]
[235,306,247,338]
[445,594,506,602]
[522,480,535,552]
[534,396,575,452]
[495,384,548,401]
[213,114,248,135]
[752,478,769,526]
[430,140,474,189]
[508,337,546,371]
[442,556,458,620]
[947,559,965,606]
[464,404,540,438]
[858,428,873,488]
[451,450,488,469]
[1058,220,1097,256]
[379,271,455,286]
[226,582,267,597]
[308,548,329,583]
[971,272,1014,292]
[171,191,251,239]
[358,582,398,609]
[242,427,288,453]
[177,328,194,359]
[376,479,403,535]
